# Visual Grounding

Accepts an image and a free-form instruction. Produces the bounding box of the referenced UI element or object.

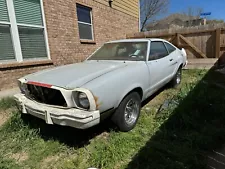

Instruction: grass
[0,69,225,169]
[0,97,17,110]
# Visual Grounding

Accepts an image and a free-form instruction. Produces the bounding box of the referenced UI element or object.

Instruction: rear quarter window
[164,42,176,53]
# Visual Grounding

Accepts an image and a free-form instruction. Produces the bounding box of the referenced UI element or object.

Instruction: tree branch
[140,0,169,31]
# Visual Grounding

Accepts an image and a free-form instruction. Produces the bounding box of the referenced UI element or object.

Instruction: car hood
[23,60,129,89]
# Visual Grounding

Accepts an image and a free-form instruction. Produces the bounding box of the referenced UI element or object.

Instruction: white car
[14,39,187,132]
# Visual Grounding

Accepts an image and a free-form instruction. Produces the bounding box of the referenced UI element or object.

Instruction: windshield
[88,42,148,61]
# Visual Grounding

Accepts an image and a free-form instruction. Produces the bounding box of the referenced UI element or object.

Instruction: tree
[186,7,203,18]
[140,0,169,32]
[183,7,203,26]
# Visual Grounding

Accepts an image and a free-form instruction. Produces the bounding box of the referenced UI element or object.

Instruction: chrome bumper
[14,94,100,129]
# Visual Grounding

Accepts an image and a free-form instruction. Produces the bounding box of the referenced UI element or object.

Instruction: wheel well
[179,64,183,69]
[126,87,143,100]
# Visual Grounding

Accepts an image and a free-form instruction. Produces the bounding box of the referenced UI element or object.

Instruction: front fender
[115,84,143,108]
[81,62,150,113]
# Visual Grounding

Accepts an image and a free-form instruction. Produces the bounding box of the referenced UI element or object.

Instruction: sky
[167,0,225,20]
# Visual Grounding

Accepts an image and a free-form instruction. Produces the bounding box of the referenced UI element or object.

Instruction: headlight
[74,92,90,110]
[18,81,27,94]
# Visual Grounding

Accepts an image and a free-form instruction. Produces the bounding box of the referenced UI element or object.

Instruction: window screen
[18,26,47,59]
[0,25,15,60]
[76,4,93,40]
[0,0,9,22]
[149,41,169,60]
[164,42,176,54]
[78,23,92,40]
[77,5,91,23]
[13,0,43,26]
[0,1,15,61]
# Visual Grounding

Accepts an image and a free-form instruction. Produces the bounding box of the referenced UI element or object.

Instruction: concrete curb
[0,88,20,99]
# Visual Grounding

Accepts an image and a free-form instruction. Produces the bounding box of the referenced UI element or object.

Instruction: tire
[170,67,182,88]
[111,92,141,132]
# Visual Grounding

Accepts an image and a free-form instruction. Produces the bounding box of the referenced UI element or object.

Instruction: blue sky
[167,0,225,20]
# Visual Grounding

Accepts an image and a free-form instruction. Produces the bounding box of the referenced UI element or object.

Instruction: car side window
[164,42,176,54]
[149,41,169,61]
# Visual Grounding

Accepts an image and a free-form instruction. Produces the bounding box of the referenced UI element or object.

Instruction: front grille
[26,84,67,107]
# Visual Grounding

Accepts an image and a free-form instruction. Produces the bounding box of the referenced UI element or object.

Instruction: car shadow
[21,114,115,148]
[126,67,225,169]
[142,85,169,108]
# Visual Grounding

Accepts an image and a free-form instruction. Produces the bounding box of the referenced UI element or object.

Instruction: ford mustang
[14,39,187,132]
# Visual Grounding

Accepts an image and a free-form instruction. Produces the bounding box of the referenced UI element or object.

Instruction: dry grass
[9,152,29,164]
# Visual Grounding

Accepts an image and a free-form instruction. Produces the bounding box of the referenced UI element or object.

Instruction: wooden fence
[126,24,225,59]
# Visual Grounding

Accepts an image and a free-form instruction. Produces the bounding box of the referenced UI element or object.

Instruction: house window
[76,4,94,40]
[0,0,49,62]
[0,0,15,61]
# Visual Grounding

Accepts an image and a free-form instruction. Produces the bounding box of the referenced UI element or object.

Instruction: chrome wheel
[176,69,181,84]
[124,99,139,125]
[111,92,141,132]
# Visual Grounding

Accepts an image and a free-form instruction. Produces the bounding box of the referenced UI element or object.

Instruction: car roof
[107,38,167,43]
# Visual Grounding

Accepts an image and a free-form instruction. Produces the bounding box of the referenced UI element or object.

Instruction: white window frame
[76,4,94,41]
[0,0,50,63]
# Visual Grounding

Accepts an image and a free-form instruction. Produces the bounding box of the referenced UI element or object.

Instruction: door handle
[169,59,173,61]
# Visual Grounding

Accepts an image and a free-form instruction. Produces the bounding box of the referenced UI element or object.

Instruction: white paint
[40,0,51,60]
[14,93,100,129]
[17,23,44,29]
[6,0,23,62]
[0,21,11,25]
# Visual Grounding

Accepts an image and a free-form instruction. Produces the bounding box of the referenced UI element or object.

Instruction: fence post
[215,28,221,58]
[175,33,180,47]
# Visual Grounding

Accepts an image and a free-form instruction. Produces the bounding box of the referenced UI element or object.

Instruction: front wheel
[111,92,141,132]
[170,68,182,88]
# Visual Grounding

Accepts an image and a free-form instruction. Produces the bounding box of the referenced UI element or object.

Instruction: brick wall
[0,63,52,91]
[0,0,138,91]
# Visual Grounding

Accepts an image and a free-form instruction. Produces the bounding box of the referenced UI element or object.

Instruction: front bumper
[14,94,100,129]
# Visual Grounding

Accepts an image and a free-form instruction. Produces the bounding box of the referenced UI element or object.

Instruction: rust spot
[94,96,100,109]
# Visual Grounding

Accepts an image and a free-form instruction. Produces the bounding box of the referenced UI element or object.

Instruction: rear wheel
[111,92,141,132]
[170,67,182,88]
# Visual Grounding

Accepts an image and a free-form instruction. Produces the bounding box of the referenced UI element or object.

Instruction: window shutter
[18,26,47,59]
[0,0,9,22]
[0,25,15,60]
[13,0,43,26]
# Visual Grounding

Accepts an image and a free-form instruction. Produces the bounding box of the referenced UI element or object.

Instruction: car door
[146,41,173,92]
[164,42,179,75]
